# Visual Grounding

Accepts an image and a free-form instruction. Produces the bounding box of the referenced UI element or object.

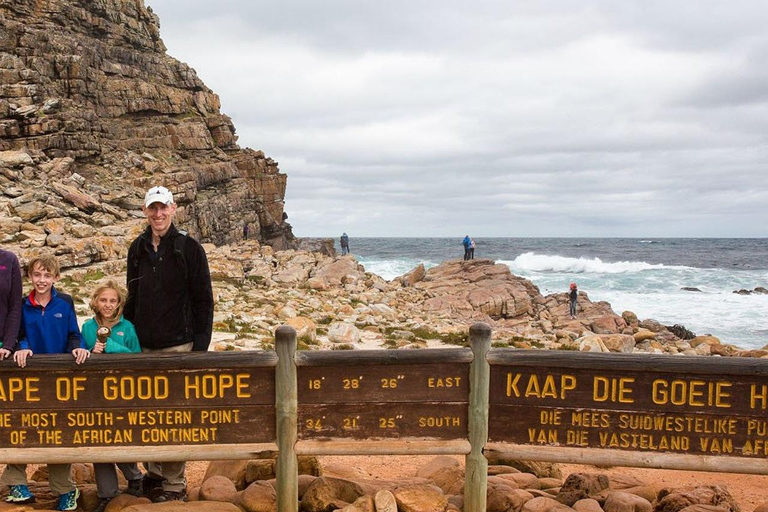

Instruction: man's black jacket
[125,224,213,351]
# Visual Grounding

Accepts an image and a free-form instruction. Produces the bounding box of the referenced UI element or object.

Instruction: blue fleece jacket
[19,287,85,353]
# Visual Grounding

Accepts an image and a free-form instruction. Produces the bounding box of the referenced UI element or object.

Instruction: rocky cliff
[0,0,295,268]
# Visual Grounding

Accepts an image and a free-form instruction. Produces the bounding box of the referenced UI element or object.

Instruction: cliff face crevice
[0,0,295,268]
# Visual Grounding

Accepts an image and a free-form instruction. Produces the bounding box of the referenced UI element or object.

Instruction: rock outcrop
[0,0,295,268]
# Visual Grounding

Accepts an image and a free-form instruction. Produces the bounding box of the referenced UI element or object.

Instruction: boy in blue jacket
[1,255,89,511]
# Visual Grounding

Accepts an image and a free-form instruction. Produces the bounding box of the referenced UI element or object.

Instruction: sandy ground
[185,456,768,510]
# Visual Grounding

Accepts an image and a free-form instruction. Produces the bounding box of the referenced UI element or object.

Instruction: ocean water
[340,238,768,350]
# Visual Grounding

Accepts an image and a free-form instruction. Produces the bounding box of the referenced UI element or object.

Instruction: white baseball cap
[144,186,174,207]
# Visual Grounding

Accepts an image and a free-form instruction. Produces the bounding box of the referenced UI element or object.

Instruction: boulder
[123,502,241,512]
[392,484,447,512]
[578,336,609,353]
[203,460,249,490]
[199,475,238,502]
[487,485,533,512]
[285,317,317,342]
[573,498,604,512]
[401,264,426,287]
[654,486,739,512]
[522,496,576,512]
[484,454,562,478]
[603,491,652,512]
[103,493,151,511]
[339,495,375,512]
[328,322,361,344]
[556,473,610,506]
[233,481,277,512]
[374,490,398,512]
[299,476,367,512]
[600,334,636,353]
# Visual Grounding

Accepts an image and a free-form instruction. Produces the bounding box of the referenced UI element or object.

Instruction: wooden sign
[0,352,277,463]
[296,349,471,440]
[488,350,768,459]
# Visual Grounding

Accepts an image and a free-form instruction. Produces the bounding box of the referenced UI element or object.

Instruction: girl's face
[96,289,120,319]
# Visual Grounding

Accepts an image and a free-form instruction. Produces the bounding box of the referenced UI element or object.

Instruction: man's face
[142,201,177,236]
[29,264,57,296]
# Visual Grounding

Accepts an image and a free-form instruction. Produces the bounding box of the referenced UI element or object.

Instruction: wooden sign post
[486,350,768,474]
[2,323,767,512]
[0,351,278,464]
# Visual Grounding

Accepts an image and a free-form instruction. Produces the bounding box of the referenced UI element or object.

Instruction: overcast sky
[144,0,768,237]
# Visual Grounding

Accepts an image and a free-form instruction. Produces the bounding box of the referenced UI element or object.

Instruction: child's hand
[13,349,33,368]
[92,341,106,354]
[0,348,10,360]
[72,348,90,364]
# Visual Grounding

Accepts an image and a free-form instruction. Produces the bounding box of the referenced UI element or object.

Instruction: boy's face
[29,264,58,296]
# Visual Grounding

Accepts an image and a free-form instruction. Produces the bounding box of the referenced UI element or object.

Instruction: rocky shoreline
[62,239,766,358]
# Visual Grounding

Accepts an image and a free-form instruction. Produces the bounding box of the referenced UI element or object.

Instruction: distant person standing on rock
[243,222,249,240]
[462,235,471,260]
[125,185,213,503]
[569,282,578,318]
[469,238,476,259]
[340,232,350,255]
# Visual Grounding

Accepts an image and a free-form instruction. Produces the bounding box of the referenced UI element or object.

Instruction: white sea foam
[505,252,681,274]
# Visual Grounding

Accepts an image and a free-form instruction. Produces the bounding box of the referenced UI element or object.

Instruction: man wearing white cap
[124,185,213,502]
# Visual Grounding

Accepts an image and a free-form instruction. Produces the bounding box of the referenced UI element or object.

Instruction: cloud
[146,0,768,237]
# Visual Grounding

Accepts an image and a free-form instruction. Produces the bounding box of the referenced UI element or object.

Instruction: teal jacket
[81,316,141,353]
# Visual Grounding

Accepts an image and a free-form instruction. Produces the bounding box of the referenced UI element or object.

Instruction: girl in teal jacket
[82,280,140,353]
[81,280,144,510]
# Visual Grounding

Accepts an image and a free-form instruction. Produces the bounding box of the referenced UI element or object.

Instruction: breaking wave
[506,252,686,274]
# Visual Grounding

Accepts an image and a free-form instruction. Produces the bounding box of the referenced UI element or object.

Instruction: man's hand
[0,348,10,360]
[13,349,33,368]
[72,348,90,364]
[92,341,106,354]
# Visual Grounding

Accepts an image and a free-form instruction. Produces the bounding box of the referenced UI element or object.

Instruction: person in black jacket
[124,185,213,502]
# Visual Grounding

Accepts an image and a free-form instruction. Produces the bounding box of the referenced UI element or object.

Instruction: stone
[654,486,739,512]
[573,498,604,512]
[689,336,721,348]
[484,454,562,479]
[603,491,652,512]
[633,329,657,342]
[328,322,361,344]
[401,264,426,287]
[392,484,447,512]
[299,476,366,512]
[556,473,610,506]
[340,495,375,512]
[199,475,238,503]
[487,485,533,512]
[374,489,398,512]
[103,494,151,512]
[0,150,33,166]
[522,496,575,512]
[599,334,636,353]
[578,335,609,353]
[677,506,729,512]
[245,459,275,482]
[203,460,249,490]
[496,472,539,489]
[123,502,241,512]
[233,481,277,512]
[285,316,317,342]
